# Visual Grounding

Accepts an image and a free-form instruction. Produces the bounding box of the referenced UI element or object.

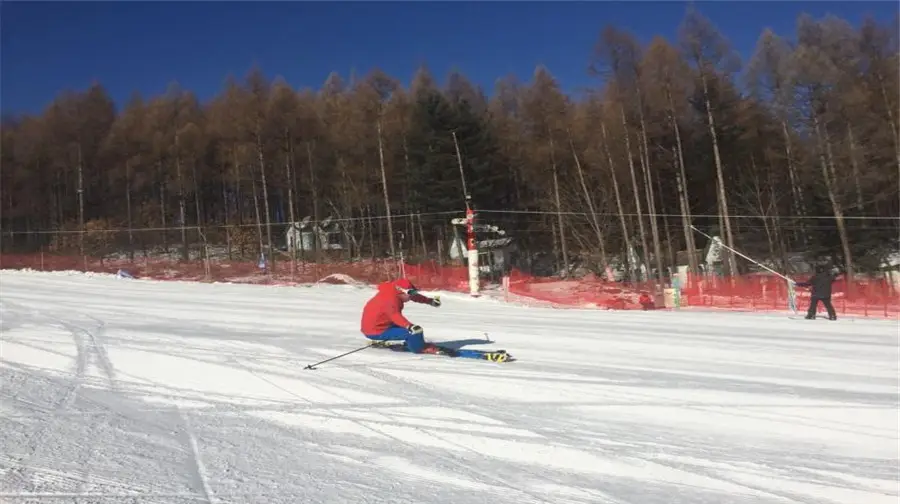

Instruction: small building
[447,218,515,278]
[882,252,900,289]
[285,216,344,254]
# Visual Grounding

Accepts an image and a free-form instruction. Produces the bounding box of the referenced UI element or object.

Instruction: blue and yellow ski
[371,341,514,363]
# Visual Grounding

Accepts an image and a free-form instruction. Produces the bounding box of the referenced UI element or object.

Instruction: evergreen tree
[449,97,514,210]
[406,90,463,213]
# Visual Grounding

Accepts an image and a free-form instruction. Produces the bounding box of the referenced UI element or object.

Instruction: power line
[0,210,462,236]
[3,208,898,237]
[473,209,900,221]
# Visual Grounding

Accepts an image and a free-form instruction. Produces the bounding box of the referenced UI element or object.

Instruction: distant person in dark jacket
[795,266,840,320]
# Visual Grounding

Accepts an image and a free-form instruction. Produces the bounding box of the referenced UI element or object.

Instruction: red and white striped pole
[465,202,480,297]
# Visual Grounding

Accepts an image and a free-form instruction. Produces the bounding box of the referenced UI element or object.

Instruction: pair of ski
[371,340,514,363]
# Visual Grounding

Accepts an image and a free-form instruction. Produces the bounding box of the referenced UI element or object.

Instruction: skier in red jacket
[360,278,441,353]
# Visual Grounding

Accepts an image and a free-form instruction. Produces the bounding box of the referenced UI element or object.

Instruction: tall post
[453,131,478,297]
[466,197,479,297]
[398,231,406,278]
[377,120,396,259]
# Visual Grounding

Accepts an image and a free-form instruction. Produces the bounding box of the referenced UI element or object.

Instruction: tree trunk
[619,106,651,282]
[769,171,789,273]
[232,145,242,224]
[814,114,854,281]
[125,159,134,261]
[666,82,699,276]
[638,136,664,285]
[568,133,610,276]
[157,159,168,254]
[56,170,63,229]
[306,142,320,261]
[366,205,376,260]
[284,135,297,267]
[875,77,900,216]
[764,150,787,272]
[550,217,561,275]
[846,126,865,214]
[77,143,85,259]
[549,136,569,277]
[224,154,234,260]
[402,133,415,217]
[376,121,396,258]
[656,165,676,273]
[418,213,428,259]
[700,71,738,277]
[752,156,778,265]
[255,132,273,269]
[191,160,203,255]
[250,168,265,264]
[636,95,666,286]
[407,213,415,258]
[780,120,809,247]
[600,118,633,279]
[175,133,188,261]
[232,149,247,257]
[337,158,352,260]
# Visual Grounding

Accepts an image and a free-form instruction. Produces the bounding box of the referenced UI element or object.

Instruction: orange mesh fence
[403,261,669,310]
[680,273,899,318]
[403,261,899,317]
[3,253,897,319]
[401,261,470,292]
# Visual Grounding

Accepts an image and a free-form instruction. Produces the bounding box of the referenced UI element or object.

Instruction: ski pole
[692,225,803,315]
[691,225,794,283]
[304,343,374,370]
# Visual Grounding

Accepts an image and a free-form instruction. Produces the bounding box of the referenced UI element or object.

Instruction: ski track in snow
[0,269,897,504]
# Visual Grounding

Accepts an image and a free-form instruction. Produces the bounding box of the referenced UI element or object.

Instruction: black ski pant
[806,296,836,319]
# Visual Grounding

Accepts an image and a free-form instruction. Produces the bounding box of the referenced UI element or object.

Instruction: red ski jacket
[360,279,432,336]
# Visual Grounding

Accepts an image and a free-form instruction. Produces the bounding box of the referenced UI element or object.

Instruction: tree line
[1,7,898,282]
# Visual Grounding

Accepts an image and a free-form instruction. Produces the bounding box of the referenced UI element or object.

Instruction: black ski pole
[304,343,374,370]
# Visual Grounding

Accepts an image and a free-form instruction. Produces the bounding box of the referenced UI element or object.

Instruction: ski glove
[407,324,423,335]
[430,296,441,308]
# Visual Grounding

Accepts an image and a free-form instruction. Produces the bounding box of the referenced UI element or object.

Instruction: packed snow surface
[1,269,897,504]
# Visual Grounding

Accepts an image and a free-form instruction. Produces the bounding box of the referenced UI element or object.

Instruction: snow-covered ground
[1,269,897,504]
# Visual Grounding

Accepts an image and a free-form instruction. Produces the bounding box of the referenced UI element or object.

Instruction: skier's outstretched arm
[410,292,441,307]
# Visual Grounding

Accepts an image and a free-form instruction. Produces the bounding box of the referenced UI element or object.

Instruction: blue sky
[1,1,896,116]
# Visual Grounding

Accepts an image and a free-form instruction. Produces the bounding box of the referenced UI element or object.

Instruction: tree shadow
[432,338,493,350]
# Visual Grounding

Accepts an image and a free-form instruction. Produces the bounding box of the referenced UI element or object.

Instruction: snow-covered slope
[1,269,897,504]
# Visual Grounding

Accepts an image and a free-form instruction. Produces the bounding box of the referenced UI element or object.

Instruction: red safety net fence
[2,253,898,319]
[677,272,898,318]
[402,262,899,318]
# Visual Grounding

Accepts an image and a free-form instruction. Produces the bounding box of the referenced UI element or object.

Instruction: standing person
[360,278,441,353]
[794,265,840,320]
